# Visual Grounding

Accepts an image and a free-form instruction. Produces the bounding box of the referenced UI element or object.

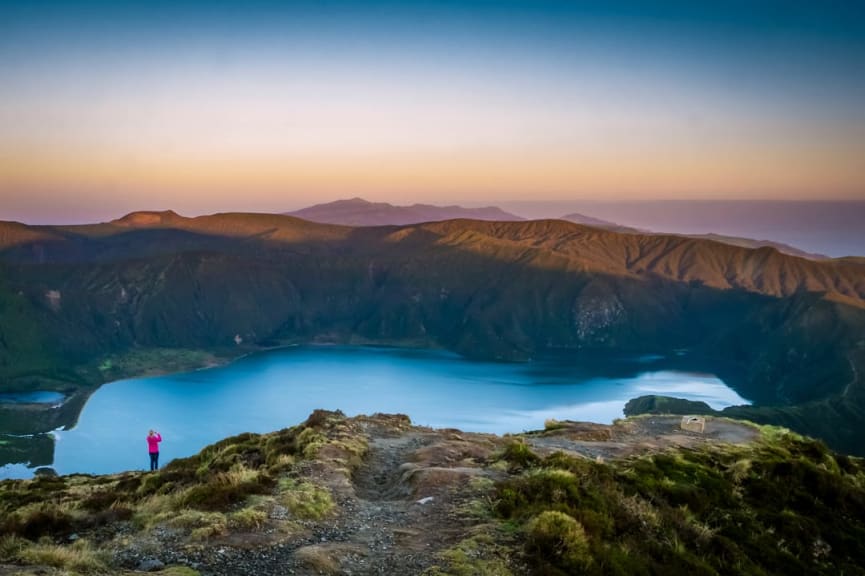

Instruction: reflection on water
[0,392,65,405]
[0,346,749,478]
[0,434,54,470]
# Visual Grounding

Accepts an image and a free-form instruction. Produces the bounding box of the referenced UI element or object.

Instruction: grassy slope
[0,412,863,575]
[494,428,865,576]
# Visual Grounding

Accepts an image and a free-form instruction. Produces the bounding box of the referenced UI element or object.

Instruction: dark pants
[149,452,159,471]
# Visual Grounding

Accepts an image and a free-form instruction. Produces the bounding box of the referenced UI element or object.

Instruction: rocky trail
[120,421,502,576]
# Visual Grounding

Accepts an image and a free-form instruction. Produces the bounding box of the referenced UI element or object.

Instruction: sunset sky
[1,0,864,223]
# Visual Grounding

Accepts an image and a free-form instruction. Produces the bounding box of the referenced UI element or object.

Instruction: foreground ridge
[1,410,863,575]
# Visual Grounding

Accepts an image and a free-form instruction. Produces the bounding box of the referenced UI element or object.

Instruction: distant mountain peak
[112,210,183,227]
[287,197,524,226]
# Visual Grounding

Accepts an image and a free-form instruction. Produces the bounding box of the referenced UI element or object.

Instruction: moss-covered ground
[494,427,865,575]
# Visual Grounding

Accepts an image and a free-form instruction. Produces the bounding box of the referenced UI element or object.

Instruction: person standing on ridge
[147,429,162,471]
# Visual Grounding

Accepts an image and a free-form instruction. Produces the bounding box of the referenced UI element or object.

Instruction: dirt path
[352,434,424,501]
[182,428,482,576]
[336,433,444,574]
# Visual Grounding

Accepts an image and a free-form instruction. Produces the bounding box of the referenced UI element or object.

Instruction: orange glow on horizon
[3,140,863,207]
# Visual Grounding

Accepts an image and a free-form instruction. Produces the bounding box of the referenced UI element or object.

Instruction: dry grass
[0,534,28,561]
[215,463,261,487]
[294,543,366,574]
[133,492,185,528]
[16,538,107,573]
[228,507,267,531]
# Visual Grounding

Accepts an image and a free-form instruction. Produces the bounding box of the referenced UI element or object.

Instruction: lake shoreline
[0,345,749,478]
[0,340,752,436]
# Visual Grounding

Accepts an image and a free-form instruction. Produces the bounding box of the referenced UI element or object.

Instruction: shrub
[525,511,591,572]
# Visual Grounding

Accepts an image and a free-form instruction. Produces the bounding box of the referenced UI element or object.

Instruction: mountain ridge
[1,212,864,454]
[286,197,524,226]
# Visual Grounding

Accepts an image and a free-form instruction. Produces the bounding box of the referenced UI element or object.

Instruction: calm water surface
[4,346,749,477]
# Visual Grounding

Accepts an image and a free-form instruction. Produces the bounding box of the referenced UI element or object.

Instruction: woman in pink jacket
[147,429,162,471]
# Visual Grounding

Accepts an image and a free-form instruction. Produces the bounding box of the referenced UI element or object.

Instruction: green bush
[526,511,591,572]
[494,436,865,575]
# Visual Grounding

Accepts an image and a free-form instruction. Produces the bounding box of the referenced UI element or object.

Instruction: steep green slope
[1,213,864,452]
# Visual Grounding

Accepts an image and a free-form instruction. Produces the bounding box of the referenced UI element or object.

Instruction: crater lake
[0,346,749,478]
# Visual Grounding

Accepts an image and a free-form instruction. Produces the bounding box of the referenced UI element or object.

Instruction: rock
[34,467,58,478]
[136,558,165,572]
[415,496,434,505]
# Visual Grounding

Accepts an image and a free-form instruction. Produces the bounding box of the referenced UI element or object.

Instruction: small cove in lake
[0,346,749,478]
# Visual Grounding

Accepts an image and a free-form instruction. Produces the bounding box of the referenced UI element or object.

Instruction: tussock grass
[149,508,230,540]
[544,418,566,431]
[155,568,202,576]
[16,538,107,573]
[0,534,28,561]
[296,427,327,458]
[425,530,515,576]
[228,507,267,531]
[498,439,539,469]
[179,463,271,511]
[0,501,76,540]
[190,522,228,541]
[278,478,334,520]
[268,453,295,472]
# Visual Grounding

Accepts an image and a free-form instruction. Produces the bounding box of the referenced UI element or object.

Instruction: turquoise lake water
[2,346,749,477]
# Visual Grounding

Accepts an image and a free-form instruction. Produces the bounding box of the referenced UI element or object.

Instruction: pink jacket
[147,433,162,454]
